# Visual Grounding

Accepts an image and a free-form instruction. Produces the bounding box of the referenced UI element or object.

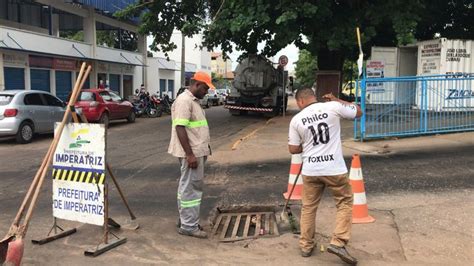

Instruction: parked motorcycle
[161,94,173,115]
[150,94,164,117]
[132,92,160,118]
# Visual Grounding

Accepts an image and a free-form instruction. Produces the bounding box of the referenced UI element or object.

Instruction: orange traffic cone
[283,154,303,200]
[349,154,375,224]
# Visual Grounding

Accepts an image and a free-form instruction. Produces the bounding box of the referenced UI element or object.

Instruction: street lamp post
[178,0,186,89]
[180,31,185,88]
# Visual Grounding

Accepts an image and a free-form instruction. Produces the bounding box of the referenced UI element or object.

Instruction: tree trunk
[317,48,344,71]
[315,48,345,99]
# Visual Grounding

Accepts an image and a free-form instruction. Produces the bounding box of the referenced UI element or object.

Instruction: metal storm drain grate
[211,212,279,242]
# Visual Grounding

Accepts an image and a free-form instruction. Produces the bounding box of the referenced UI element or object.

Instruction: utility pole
[224,55,227,90]
[180,31,185,88]
[178,0,186,88]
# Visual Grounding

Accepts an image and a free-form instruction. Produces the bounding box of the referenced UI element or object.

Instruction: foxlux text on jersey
[302,113,329,125]
[308,154,335,163]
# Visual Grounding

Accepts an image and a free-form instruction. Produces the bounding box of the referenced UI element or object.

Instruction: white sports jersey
[288,101,357,176]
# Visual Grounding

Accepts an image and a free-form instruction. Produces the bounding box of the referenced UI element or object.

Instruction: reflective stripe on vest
[172,119,208,128]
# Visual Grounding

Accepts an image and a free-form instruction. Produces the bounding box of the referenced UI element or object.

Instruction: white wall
[146,57,177,96]
[148,32,211,74]
[0,26,93,59]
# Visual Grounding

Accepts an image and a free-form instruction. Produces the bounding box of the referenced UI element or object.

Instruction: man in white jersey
[288,88,362,264]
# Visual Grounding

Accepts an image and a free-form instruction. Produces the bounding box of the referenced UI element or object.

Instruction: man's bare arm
[323,93,363,118]
[288,144,303,154]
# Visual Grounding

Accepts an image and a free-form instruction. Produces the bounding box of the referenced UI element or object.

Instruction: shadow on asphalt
[211,144,474,198]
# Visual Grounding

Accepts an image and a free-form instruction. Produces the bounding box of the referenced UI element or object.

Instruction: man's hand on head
[322,93,338,102]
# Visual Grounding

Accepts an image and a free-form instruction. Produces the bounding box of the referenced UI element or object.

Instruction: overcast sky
[147,34,300,72]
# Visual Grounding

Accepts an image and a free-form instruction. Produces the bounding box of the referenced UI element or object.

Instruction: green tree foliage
[60,30,138,51]
[416,0,474,40]
[60,31,84,42]
[117,0,472,68]
[343,60,358,83]
[115,0,210,57]
[97,30,138,51]
[294,50,317,88]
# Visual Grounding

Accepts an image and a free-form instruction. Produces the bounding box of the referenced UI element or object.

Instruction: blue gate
[159,79,166,97]
[55,71,72,101]
[4,67,25,90]
[30,69,50,92]
[168,79,175,98]
[354,73,474,140]
[109,74,121,95]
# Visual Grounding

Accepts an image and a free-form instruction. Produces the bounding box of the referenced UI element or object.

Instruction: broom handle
[106,164,136,220]
[20,65,91,236]
[11,63,87,227]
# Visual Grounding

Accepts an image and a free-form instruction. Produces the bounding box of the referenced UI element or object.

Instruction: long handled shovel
[0,63,91,265]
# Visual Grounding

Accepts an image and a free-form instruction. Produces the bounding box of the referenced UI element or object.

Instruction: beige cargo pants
[299,174,353,252]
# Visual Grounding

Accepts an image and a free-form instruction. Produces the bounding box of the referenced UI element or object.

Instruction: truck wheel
[265,106,280,118]
[229,109,241,116]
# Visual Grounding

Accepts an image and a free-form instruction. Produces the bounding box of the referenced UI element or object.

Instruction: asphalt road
[0,105,472,264]
[0,105,266,220]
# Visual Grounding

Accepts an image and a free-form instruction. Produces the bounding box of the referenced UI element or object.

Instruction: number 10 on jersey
[308,122,330,145]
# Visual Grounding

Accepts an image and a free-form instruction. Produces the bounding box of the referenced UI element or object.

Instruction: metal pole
[180,31,186,88]
[118,28,122,50]
[48,6,53,36]
[224,56,227,90]
[103,182,109,244]
[360,68,367,141]
[282,68,286,117]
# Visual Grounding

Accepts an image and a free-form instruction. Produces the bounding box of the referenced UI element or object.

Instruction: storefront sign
[109,63,122,73]
[29,55,53,68]
[123,65,134,74]
[53,58,76,71]
[2,53,28,67]
[97,62,109,72]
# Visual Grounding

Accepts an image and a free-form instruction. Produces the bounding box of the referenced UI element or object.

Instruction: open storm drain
[211,212,280,242]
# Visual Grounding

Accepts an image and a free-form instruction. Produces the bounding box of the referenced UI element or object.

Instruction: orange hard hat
[191,71,215,89]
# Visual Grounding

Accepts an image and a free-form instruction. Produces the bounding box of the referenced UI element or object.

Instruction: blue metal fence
[354,73,474,140]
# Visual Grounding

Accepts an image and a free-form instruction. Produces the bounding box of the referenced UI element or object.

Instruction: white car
[208,91,225,106]
[0,90,65,143]
[200,94,210,108]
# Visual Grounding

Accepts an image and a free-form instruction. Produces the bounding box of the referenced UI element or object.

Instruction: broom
[0,63,91,265]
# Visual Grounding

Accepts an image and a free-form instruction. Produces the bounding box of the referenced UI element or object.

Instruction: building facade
[211,52,232,77]
[147,31,211,98]
[0,0,146,101]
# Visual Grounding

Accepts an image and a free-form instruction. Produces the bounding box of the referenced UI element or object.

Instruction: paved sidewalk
[226,97,474,157]
[211,97,474,264]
